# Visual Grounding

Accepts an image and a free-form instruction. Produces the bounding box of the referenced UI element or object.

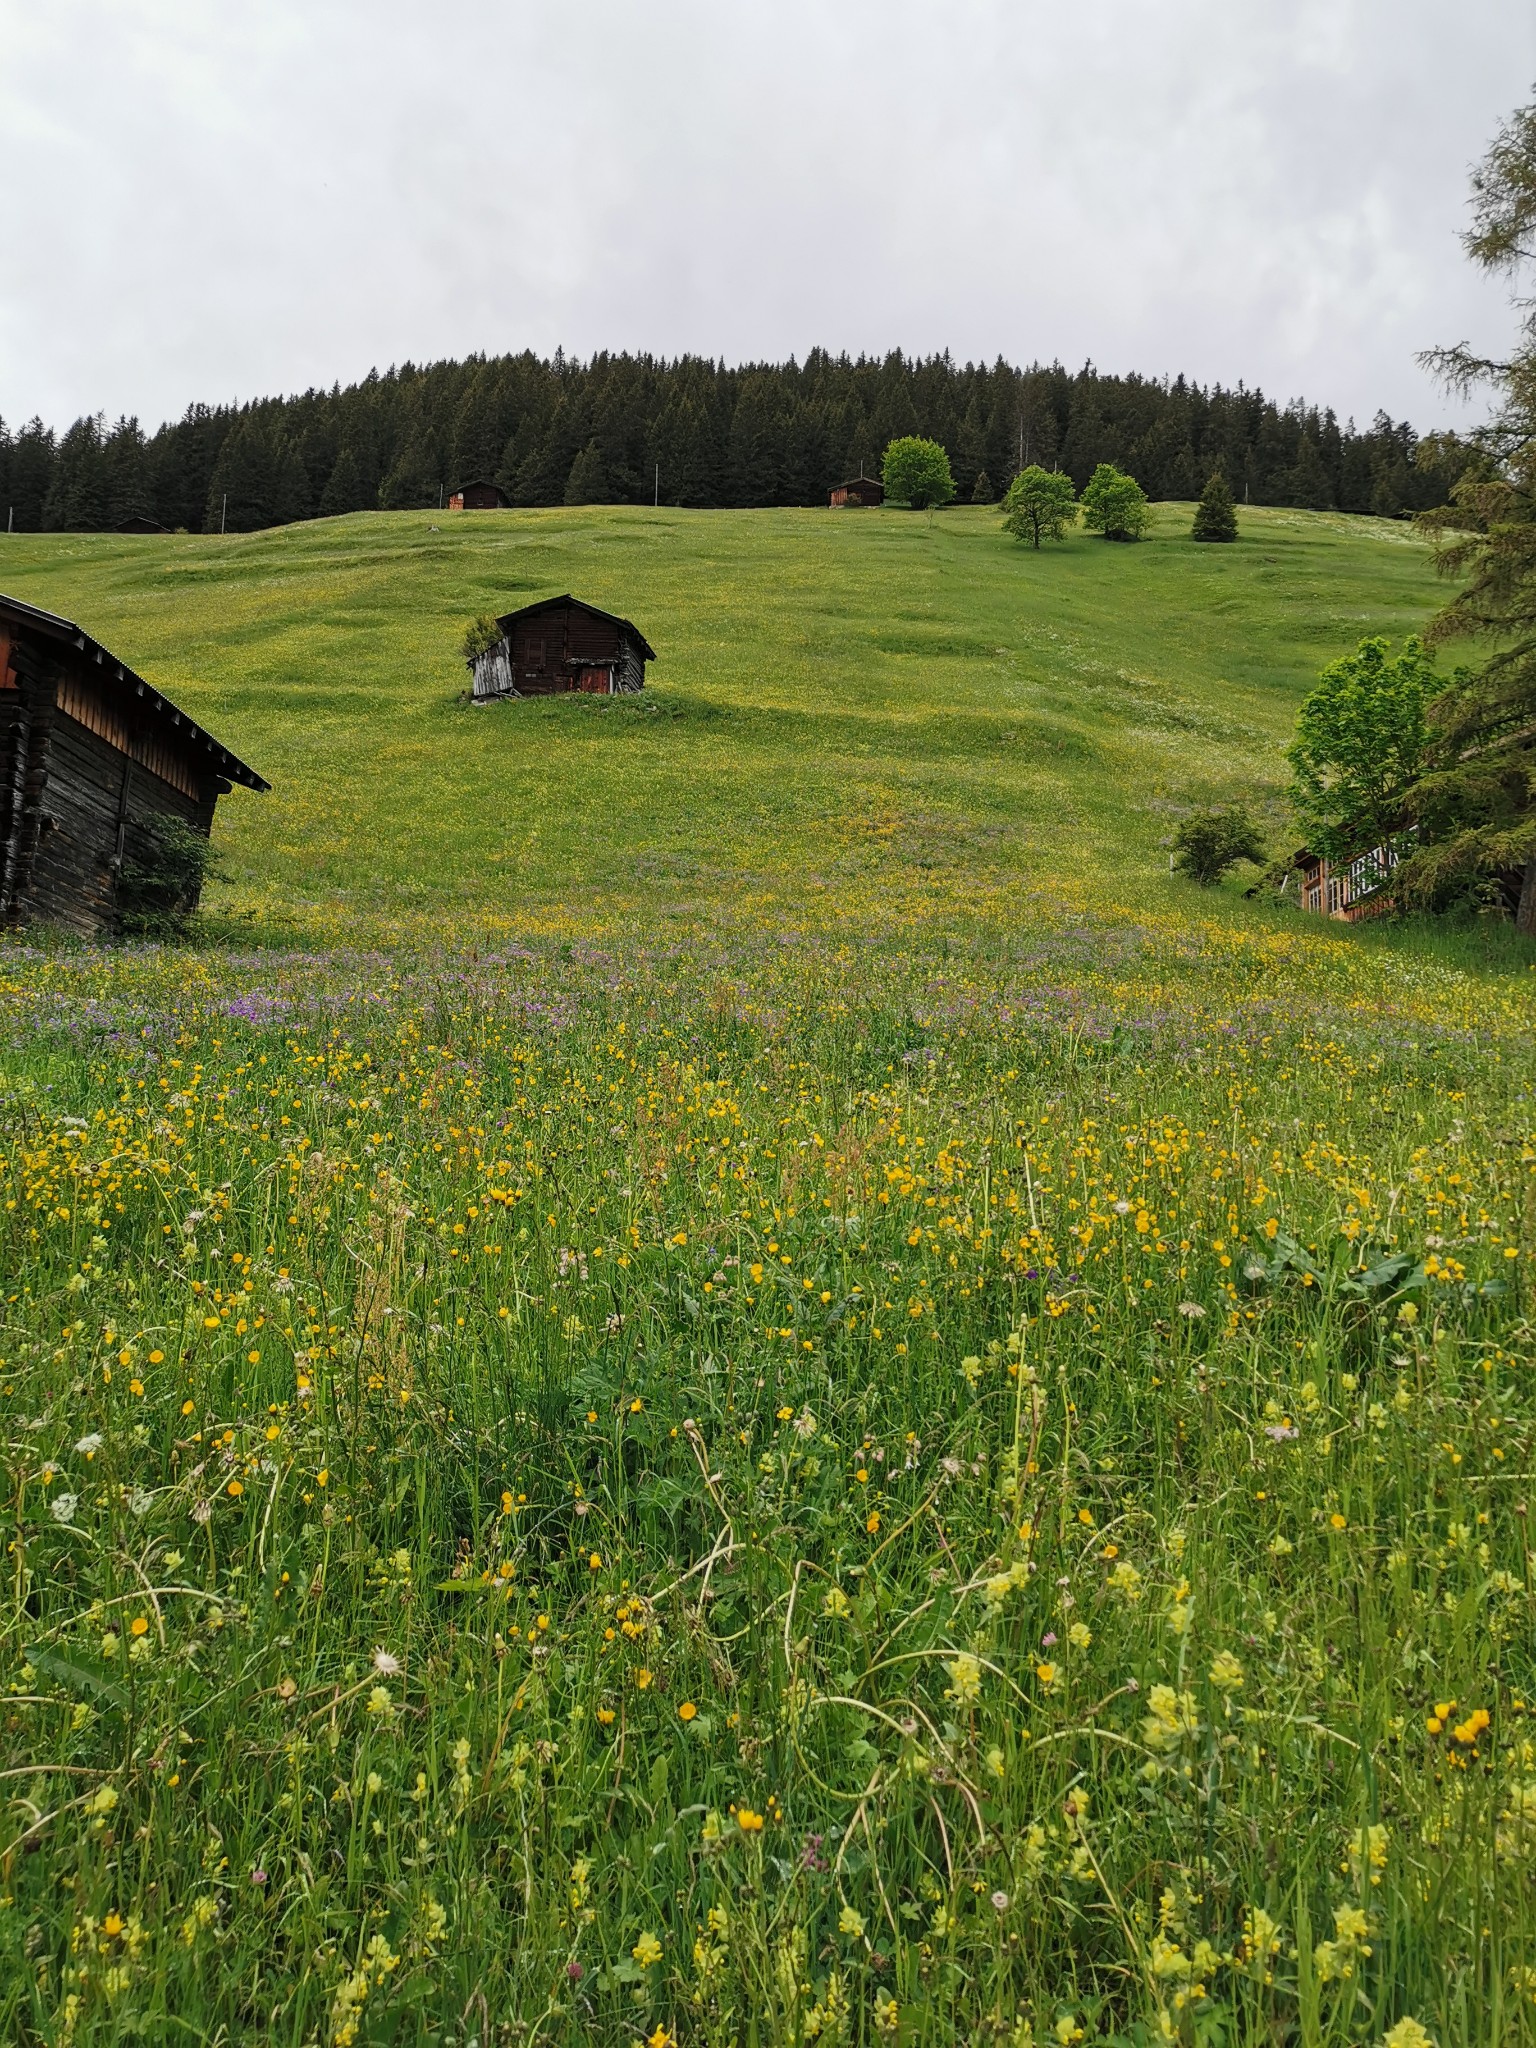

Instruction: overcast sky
[2,1,1529,437]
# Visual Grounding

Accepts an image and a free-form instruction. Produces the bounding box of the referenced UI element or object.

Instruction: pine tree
[1191,467,1238,541]
[104,417,155,528]
[319,443,369,517]
[563,440,610,504]
[1287,431,1334,509]
[1400,92,1536,930]
[7,419,53,531]
[204,413,310,530]
[971,469,995,503]
[43,416,109,530]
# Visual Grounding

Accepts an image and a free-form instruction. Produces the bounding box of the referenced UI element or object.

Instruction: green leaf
[26,1643,128,1711]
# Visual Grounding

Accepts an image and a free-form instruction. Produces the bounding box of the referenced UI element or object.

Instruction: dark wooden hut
[469,595,655,701]
[448,480,508,511]
[0,594,268,935]
[829,476,885,508]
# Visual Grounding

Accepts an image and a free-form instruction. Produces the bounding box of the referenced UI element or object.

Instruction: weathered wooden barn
[449,480,508,511]
[829,476,885,508]
[469,596,655,701]
[0,595,268,934]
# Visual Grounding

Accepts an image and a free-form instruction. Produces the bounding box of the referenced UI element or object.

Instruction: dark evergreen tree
[204,412,310,531]
[103,417,155,528]
[563,439,610,504]
[8,419,56,531]
[1191,466,1238,541]
[1287,431,1334,510]
[971,468,995,503]
[43,416,109,530]
[319,443,370,517]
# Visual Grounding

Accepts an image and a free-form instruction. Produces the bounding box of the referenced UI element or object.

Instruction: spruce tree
[1401,92,1536,930]
[564,440,610,504]
[319,444,368,517]
[1287,432,1334,509]
[42,415,109,530]
[8,419,54,531]
[1191,467,1238,541]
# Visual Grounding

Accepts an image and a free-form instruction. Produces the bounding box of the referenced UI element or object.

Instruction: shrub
[114,814,218,935]
[882,437,955,510]
[971,469,995,504]
[1171,804,1266,886]
[461,614,503,664]
[1001,466,1077,548]
[1191,468,1238,542]
[1080,463,1151,542]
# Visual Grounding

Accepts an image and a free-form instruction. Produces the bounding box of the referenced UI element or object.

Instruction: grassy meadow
[0,504,1534,2048]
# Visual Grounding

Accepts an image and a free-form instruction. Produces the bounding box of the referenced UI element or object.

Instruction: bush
[115,814,218,935]
[1080,463,1151,542]
[461,614,503,663]
[1171,804,1266,886]
[1191,467,1238,542]
[1001,466,1077,548]
[882,437,955,510]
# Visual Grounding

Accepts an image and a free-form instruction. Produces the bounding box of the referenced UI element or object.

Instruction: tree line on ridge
[0,349,1463,535]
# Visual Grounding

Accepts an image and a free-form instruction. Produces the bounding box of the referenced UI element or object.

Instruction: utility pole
[220,493,227,536]
[5,507,11,534]
[654,464,659,508]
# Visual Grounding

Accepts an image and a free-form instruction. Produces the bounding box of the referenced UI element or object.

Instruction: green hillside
[3,506,1534,2047]
[0,501,1443,933]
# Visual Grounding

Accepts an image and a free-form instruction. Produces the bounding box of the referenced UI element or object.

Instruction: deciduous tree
[1079,463,1150,542]
[1001,466,1076,547]
[1171,805,1266,886]
[882,437,955,510]
[1286,637,1433,863]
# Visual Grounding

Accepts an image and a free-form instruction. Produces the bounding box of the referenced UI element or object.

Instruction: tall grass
[0,505,1531,2043]
[1,907,1531,2046]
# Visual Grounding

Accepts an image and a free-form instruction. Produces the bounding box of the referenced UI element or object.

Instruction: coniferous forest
[0,347,1461,534]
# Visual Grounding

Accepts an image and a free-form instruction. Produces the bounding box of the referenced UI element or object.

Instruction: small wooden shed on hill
[829,476,885,508]
[449,479,508,511]
[469,595,655,701]
[0,595,268,934]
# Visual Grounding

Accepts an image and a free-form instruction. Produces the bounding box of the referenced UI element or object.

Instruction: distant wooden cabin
[0,594,268,935]
[1293,844,1396,922]
[829,476,884,508]
[118,514,170,535]
[448,479,508,511]
[469,595,655,701]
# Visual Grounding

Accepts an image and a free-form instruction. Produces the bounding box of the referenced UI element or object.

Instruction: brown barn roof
[0,593,270,791]
[494,594,657,662]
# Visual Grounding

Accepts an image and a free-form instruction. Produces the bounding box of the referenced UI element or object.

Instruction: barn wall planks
[0,597,264,933]
[53,667,204,800]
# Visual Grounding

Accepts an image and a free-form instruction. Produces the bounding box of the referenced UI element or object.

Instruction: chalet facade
[449,480,508,511]
[1294,842,1397,922]
[0,595,268,935]
[829,476,884,508]
[469,596,655,701]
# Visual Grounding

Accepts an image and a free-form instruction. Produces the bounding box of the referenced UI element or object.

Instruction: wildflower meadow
[0,505,1533,2045]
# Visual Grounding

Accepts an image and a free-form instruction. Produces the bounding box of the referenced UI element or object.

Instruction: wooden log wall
[0,632,217,934]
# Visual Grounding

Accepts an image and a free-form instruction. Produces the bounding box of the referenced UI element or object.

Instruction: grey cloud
[0,0,1528,432]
